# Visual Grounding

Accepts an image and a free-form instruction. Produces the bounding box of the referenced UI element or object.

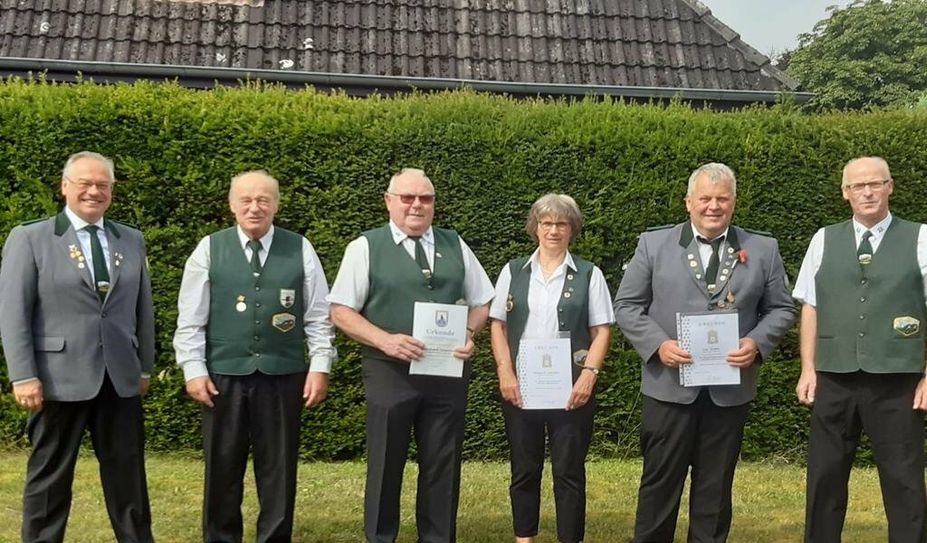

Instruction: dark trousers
[502,400,595,543]
[805,371,926,543]
[202,372,305,543]
[362,357,470,543]
[22,373,153,543]
[633,390,750,543]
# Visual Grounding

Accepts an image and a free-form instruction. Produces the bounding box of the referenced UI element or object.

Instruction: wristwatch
[582,366,600,376]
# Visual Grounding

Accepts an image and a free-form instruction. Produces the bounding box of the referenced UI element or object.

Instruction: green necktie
[858,230,873,265]
[408,236,429,271]
[409,236,433,288]
[699,235,724,285]
[85,225,110,302]
[247,239,263,275]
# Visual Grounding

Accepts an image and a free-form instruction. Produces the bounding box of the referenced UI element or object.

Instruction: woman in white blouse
[489,193,615,543]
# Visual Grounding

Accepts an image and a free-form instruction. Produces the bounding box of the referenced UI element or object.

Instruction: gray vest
[815,218,926,373]
[360,225,465,362]
[505,255,593,382]
[206,227,307,375]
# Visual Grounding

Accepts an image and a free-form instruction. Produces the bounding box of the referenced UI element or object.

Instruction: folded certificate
[410,302,468,378]
[516,337,573,409]
[676,311,741,387]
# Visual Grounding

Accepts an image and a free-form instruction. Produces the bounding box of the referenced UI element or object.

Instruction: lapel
[677,224,744,304]
[103,219,124,301]
[54,212,95,293]
[678,224,710,299]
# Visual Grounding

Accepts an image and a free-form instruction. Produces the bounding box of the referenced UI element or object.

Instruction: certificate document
[516,337,573,409]
[676,311,741,387]
[409,302,469,378]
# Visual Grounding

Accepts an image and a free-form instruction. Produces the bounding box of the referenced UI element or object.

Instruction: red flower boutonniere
[738,249,748,264]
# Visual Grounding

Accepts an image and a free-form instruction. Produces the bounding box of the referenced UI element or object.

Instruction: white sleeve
[489,264,513,321]
[459,237,494,307]
[792,228,826,307]
[588,265,615,327]
[302,237,337,373]
[327,236,370,310]
[918,224,927,310]
[173,236,212,381]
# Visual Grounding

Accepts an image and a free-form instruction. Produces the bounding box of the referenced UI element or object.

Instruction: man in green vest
[173,170,337,542]
[794,156,927,542]
[329,168,493,543]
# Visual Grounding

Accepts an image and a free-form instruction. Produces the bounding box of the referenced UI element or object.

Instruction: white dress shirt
[691,224,729,271]
[792,213,927,307]
[65,206,111,281]
[489,249,615,338]
[327,221,494,310]
[173,225,337,381]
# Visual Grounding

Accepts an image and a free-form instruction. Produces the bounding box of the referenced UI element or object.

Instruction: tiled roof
[0,0,798,94]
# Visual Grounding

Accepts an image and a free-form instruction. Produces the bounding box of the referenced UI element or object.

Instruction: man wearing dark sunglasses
[329,168,493,543]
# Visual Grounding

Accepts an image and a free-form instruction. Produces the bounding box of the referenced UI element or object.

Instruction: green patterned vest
[206,227,307,375]
[505,255,593,382]
[815,218,926,373]
[360,225,465,361]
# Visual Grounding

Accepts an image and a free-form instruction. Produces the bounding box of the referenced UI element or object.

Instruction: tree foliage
[788,0,927,110]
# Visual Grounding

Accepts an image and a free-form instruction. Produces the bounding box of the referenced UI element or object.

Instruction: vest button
[254,335,260,340]
[255,286,261,291]
[860,279,868,285]
[859,297,866,302]
[255,302,262,307]
[859,315,865,320]
[255,320,260,325]
[255,353,262,358]
[858,332,865,337]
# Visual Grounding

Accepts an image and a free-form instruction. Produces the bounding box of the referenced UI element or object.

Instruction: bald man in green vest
[174,170,336,542]
[329,168,494,543]
[794,156,927,542]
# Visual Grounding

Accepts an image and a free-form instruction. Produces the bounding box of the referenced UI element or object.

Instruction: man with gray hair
[329,168,493,542]
[614,162,795,542]
[0,151,156,541]
[794,156,927,542]
[174,170,336,542]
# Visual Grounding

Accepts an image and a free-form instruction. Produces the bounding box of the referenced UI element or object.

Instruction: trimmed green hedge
[1,80,926,462]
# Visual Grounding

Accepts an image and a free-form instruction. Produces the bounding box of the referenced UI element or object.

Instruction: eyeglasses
[388,192,435,205]
[844,179,891,194]
[539,220,570,231]
[65,177,113,192]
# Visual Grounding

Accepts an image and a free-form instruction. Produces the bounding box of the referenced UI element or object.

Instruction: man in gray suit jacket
[0,151,156,542]
[614,163,795,543]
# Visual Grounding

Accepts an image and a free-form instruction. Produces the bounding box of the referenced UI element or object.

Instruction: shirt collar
[853,212,892,239]
[64,206,104,231]
[389,221,434,245]
[690,223,729,244]
[236,224,275,250]
[524,248,577,272]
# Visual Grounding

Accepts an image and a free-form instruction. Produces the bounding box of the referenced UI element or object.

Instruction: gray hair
[526,193,583,243]
[228,170,280,203]
[62,151,115,183]
[842,156,892,187]
[686,163,737,197]
[387,168,435,193]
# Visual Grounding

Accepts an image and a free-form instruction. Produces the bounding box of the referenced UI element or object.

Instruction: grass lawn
[0,450,888,542]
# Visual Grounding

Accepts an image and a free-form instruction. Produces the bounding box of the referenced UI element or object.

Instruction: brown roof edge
[680,0,801,91]
[0,57,813,104]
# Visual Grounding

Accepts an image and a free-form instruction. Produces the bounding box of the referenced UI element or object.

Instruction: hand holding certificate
[676,311,741,387]
[410,302,469,378]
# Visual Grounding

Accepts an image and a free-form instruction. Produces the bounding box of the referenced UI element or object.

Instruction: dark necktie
[698,235,725,285]
[409,236,430,273]
[858,230,873,265]
[85,225,110,301]
[247,239,263,275]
